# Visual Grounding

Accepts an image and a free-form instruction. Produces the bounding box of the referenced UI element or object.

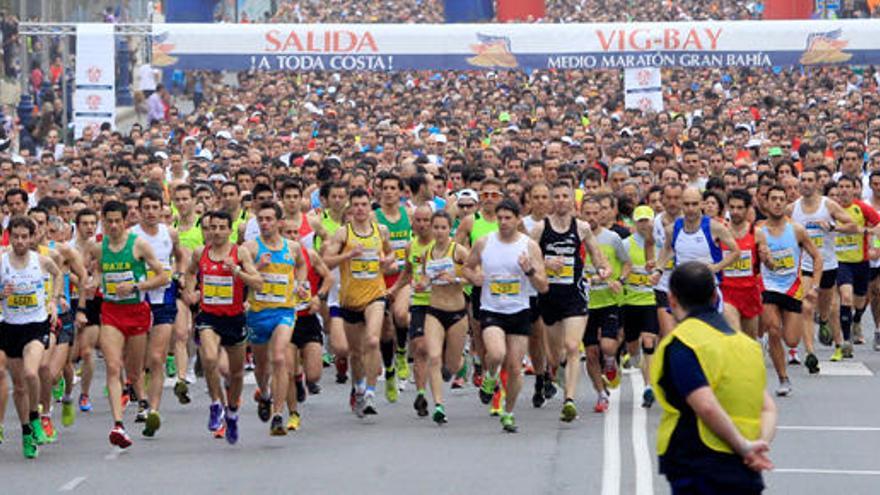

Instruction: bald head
[682,186,703,222]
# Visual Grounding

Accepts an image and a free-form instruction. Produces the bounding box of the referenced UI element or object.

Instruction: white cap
[216,130,232,140]
[197,149,214,161]
[432,134,447,143]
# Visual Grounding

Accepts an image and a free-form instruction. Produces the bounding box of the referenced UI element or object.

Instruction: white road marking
[630,373,654,495]
[817,361,874,376]
[601,388,620,495]
[58,476,87,492]
[778,425,880,432]
[774,468,880,476]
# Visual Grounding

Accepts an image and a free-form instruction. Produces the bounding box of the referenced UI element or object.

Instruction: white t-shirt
[137,64,158,92]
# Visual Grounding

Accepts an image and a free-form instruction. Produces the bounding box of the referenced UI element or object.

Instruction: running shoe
[451,376,466,389]
[602,360,620,389]
[441,367,453,382]
[257,395,272,423]
[53,377,65,402]
[172,379,190,405]
[62,398,76,427]
[594,395,610,413]
[22,429,38,459]
[500,412,517,433]
[213,423,226,439]
[353,392,366,418]
[830,346,843,361]
[842,341,854,359]
[109,425,132,449]
[873,332,880,351]
[363,393,378,415]
[805,353,820,374]
[120,387,131,410]
[79,393,92,412]
[165,355,177,378]
[560,399,577,422]
[31,418,49,445]
[306,381,321,395]
[642,387,655,409]
[543,377,558,400]
[208,403,224,432]
[775,378,792,397]
[395,349,410,380]
[41,416,58,443]
[322,351,333,368]
[472,362,483,388]
[433,404,447,425]
[335,357,348,384]
[270,414,287,436]
[287,411,301,431]
[532,387,545,408]
[143,410,161,437]
[621,352,632,370]
[385,370,399,403]
[225,412,239,445]
[853,322,864,345]
[135,400,149,423]
[479,374,497,405]
[523,356,534,375]
[414,393,429,417]
[244,350,255,371]
[296,377,307,404]
[489,388,505,417]
[818,321,833,346]
[0,424,5,444]
[787,348,801,365]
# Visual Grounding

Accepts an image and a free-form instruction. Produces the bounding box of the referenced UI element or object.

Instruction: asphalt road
[1,334,879,494]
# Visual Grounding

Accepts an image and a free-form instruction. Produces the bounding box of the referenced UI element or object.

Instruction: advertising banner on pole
[143,19,879,72]
[74,24,116,138]
[624,67,663,112]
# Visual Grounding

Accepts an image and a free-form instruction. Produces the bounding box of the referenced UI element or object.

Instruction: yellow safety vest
[651,316,765,455]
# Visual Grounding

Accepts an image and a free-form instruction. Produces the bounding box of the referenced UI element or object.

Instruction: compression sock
[854,306,866,324]
[380,339,395,371]
[840,305,853,341]
[395,325,408,353]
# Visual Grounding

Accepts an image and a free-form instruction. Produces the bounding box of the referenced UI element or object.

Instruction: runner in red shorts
[721,189,763,338]
[89,200,169,449]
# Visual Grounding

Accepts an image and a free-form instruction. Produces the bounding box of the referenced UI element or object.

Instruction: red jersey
[198,244,246,316]
[296,246,321,317]
[720,226,761,290]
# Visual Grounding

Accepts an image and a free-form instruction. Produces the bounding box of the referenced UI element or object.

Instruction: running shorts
[247,308,295,345]
[101,301,152,337]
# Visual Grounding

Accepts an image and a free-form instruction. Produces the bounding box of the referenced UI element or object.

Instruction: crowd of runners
[0,6,879,460]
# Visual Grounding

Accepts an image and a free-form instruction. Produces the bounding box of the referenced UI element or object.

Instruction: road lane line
[778,426,880,432]
[774,468,880,476]
[58,476,87,492]
[630,373,654,495]
[601,388,620,495]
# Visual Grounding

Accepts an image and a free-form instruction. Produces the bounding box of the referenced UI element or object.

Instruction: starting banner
[74,24,116,138]
[146,20,880,72]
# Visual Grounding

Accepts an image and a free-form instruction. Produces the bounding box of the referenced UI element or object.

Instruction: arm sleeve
[666,339,709,398]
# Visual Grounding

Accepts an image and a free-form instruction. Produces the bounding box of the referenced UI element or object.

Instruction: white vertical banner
[74,24,116,139]
[624,67,663,113]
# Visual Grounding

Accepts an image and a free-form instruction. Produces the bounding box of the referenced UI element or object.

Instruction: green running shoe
[322,351,334,367]
[385,370,399,403]
[479,374,497,405]
[62,399,76,427]
[830,346,843,362]
[433,404,447,425]
[395,349,409,380]
[53,378,65,402]
[165,355,177,378]
[143,411,161,437]
[0,424,4,444]
[31,418,49,445]
[500,412,517,433]
[560,400,577,422]
[22,430,38,459]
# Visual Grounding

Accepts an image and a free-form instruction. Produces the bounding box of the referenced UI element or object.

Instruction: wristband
[318,293,329,302]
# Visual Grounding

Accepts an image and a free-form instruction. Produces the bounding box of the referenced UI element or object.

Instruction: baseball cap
[498,112,511,123]
[633,205,655,222]
[456,189,478,204]
[768,147,784,157]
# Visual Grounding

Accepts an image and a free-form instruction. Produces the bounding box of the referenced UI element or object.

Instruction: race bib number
[146,264,173,300]
[583,266,607,291]
[351,250,380,280]
[104,271,135,301]
[8,287,39,311]
[255,272,289,303]
[425,257,455,285]
[625,267,652,292]
[545,255,574,284]
[489,275,521,298]
[391,239,408,268]
[202,274,233,305]
[835,234,860,254]
[805,223,825,248]
[771,248,796,276]
[724,251,753,278]
[294,280,312,312]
